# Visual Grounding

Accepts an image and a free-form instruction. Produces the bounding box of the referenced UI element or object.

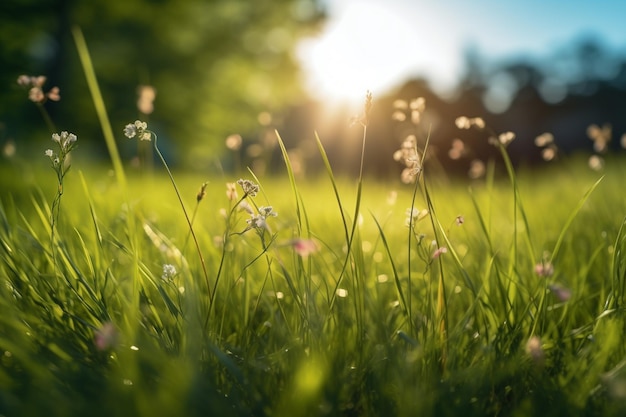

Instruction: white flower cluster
[45,131,77,166]
[161,264,178,282]
[246,206,277,230]
[237,178,259,197]
[123,120,151,141]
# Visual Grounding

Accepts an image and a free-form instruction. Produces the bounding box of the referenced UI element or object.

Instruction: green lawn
[1,136,625,416]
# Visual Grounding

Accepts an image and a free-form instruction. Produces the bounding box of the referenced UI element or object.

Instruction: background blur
[2,0,626,177]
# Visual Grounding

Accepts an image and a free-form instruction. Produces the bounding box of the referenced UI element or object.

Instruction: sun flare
[298,2,423,105]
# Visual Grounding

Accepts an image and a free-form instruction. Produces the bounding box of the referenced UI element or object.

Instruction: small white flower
[44,149,54,158]
[498,131,516,146]
[455,116,471,129]
[405,207,428,228]
[161,264,177,281]
[124,123,137,139]
[62,133,77,150]
[247,214,266,230]
[134,120,147,131]
[124,120,150,141]
[258,206,277,218]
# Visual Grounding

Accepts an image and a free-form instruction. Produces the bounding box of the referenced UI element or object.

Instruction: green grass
[7,31,626,416]
[1,143,626,416]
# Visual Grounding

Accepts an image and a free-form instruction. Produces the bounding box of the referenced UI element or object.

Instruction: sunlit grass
[6,43,626,414]
[1,140,626,416]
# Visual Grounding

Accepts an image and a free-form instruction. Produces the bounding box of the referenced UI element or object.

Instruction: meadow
[3,69,626,416]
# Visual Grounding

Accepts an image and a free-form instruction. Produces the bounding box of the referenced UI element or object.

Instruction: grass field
[3,73,626,416]
[1,119,626,417]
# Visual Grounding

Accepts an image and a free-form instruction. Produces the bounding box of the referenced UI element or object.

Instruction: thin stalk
[152,134,212,306]
[36,103,57,134]
[72,26,127,191]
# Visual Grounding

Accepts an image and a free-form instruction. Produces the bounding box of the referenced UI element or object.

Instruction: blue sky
[298,0,626,103]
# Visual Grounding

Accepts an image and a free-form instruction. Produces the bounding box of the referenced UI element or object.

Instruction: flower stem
[152,134,212,304]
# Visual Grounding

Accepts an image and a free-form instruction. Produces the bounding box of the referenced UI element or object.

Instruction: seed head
[196,182,208,202]
[237,179,259,197]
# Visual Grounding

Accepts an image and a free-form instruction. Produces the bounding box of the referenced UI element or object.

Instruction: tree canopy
[0,0,325,168]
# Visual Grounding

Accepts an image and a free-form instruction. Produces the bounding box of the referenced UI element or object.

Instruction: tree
[0,0,325,169]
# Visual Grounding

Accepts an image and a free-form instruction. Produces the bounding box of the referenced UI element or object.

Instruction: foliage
[0,0,324,167]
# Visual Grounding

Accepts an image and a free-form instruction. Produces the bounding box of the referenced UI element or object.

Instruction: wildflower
[51,131,77,152]
[123,120,151,141]
[238,200,254,215]
[47,86,60,102]
[226,182,238,201]
[448,139,466,160]
[587,123,611,153]
[535,133,558,161]
[17,75,34,87]
[410,97,426,112]
[29,87,45,103]
[588,155,604,171]
[3,141,16,158]
[455,116,470,129]
[471,117,486,129]
[541,146,558,161]
[534,132,554,147]
[391,111,406,122]
[336,288,348,298]
[405,207,428,228]
[393,99,408,110]
[137,85,156,115]
[17,75,60,104]
[225,134,243,151]
[94,322,118,351]
[432,246,448,259]
[161,264,177,282]
[455,116,484,130]
[393,135,421,184]
[246,206,277,231]
[525,336,545,365]
[548,284,572,302]
[534,261,554,277]
[468,159,486,179]
[247,215,266,230]
[237,178,259,197]
[409,97,425,124]
[258,206,277,218]
[290,238,319,258]
[496,131,515,146]
[49,132,78,159]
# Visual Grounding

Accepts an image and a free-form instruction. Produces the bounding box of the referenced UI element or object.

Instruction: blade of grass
[71,26,126,191]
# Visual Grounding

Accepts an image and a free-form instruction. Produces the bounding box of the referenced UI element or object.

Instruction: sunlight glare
[298,2,423,105]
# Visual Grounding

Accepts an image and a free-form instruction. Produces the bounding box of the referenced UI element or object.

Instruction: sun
[297,2,423,105]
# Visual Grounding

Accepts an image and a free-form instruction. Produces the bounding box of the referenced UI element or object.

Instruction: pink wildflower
[290,238,319,258]
[94,322,118,351]
[432,246,447,259]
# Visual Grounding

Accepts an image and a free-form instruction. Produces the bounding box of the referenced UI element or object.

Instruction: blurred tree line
[0,0,324,169]
[2,1,625,179]
[274,35,626,179]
